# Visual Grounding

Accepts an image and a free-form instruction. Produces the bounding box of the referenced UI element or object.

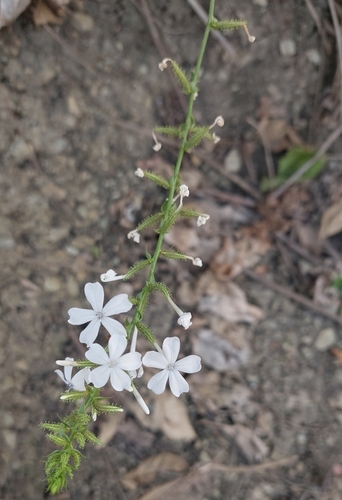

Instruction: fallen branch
[244,268,342,326]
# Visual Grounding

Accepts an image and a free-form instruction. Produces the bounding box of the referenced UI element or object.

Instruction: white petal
[89,365,110,388]
[55,369,67,384]
[84,282,104,312]
[169,369,189,397]
[108,334,127,360]
[100,269,125,282]
[71,368,89,391]
[68,307,96,325]
[132,386,150,414]
[103,293,132,316]
[101,317,127,337]
[147,369,169,394]
[64,358,74,382]
[110,366,132,391]
[162,337,180,364]
[143,351,168,369]
[79,318,101,347]
[117,352,142,371]
[174,355,202,374]
[177,313,192,330]
[85,343,109,365]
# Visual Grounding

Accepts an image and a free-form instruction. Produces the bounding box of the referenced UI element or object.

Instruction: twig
[186,0,236,58]
[328,0,342,120]
[244,268,342,326]
[271,124,342,199]
[198,187,256,207]
[136,0,188,114]
[247,117,275,180]
[200,454,299,474]
[275,232,321,266]
[304,0,331,54]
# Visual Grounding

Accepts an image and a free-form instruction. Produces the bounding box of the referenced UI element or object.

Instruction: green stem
[128,0,216,336]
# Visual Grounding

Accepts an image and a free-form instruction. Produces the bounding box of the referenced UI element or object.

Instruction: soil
[1,1,342,499]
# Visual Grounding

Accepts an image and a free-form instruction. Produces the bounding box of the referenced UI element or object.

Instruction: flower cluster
[56,282,201,414]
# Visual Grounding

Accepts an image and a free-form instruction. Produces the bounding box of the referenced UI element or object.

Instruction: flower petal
[169,369,189,397]
[102,293,133,316]
[68,307,96,325]
[79,318,101,347]
[55,369,67,384]
[89,365,110,388]
[143,351,168,369]
[101,317,127,337]
[85,343,109,365]
[162,337,180,364]
[108,334,127,360]
[84,282,104,312]
[71,368,89,391]
[147,369,169,394]
[174,355,202,374]
[117,352,142,371]
[64,358,74,382]
[110,366,132,391]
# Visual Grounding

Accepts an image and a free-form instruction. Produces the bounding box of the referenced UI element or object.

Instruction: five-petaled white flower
[86,335,142,391]
[55,357,90,391]
[143,337,201,397]
[68,282,132,347]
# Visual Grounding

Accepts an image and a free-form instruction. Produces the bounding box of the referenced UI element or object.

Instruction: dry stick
[247,117,275,180]
[186,0,236,58]
[271,123,342,199]
[275,231,321,266]
[137,0,188,114]
[200,454,299,474]
[328,0,342,120]
[244,268,342,327]
[304,0,331,54]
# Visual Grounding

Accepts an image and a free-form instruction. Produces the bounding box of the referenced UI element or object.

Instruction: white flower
[179,184,190,198]
[55,357,90,391]
[68,282,132,347]
[101,269,126,282]
[177,312,192,329]
[135,168,144,178]
[86,335,142,391]
[143,337,201,397]
[132,384,150,414]
[152,131,162,151]
[166,296,192,330]
[212,133,221,144]
[209,116,224,129]
[158,58,172,71]
[127,230,140,243]
[193,257,202,267]
[197,214,210,226]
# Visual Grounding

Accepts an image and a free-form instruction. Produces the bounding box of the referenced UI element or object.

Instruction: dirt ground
[1,1,342,499]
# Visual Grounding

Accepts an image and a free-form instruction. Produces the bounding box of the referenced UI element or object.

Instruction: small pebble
[314,328,336,351]
[224,148,242,173]
[280,39,296,57]
[73,12,94,32]
[306,49,321,66]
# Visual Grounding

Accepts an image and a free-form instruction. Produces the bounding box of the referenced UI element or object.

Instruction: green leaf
[332,277,342,298]
[169,61,192,94]
[185,127,210,151]
[154,126,182,138]
[210,19,246,31]
[278,147,326,180]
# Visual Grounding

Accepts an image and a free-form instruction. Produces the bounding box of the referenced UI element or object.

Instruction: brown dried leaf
[211,233,270,279]
[153,392,197,442]
[0,0,31,29]
[197,271,263,323]
[319,199,342,239]
[258,118,303,153]
[219,424,269,463]
[121,452,188,490]
[96,412,124,446]
[32,0,63,26]
[331,347,342,365]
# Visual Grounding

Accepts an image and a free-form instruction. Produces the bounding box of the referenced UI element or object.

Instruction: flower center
[97,312,104,320]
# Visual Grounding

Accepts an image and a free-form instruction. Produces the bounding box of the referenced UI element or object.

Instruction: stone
[224,148,242,173]
[73,12,94,32]
[314,328,336,351]
[279,39,296,57]
[306,49,321,66]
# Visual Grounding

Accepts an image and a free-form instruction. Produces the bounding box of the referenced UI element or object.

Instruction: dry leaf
[137,479,189,500]
[313,275,341,313]
[319,199,342,239]
[96,412,124,446]
[121,452,188,490]
[153,392,197,441]
[331,347,342,364]
[32,0,63,26]
[197,271,263,324]
[193,327,249,372]
[258,118,303,153]
[220,424,269,463]
[211,234,270,279]
[0,0,31,29]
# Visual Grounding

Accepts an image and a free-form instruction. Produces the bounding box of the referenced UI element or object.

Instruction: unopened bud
[135,168,144,178]
[158,58,172,71]
[244,25,256,43]
[152,131,162,151]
